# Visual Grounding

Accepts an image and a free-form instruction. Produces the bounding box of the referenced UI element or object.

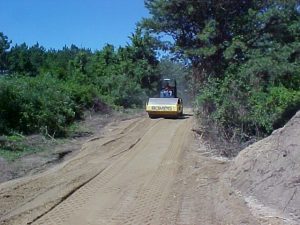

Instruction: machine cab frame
[160,79,177,98]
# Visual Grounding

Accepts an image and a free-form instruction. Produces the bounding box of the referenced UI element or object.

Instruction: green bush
[0,72,147,137]
[250,86,300,132]
[109,74,147,108]
[0,80,22,134]
[62,81,97,111]
[0,75,77,136]
[197,76,300,140]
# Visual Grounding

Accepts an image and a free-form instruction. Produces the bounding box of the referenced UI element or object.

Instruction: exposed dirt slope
[228,111,300,224]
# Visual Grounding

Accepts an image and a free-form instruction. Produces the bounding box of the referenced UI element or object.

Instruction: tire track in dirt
[0,117,160,225]
[110,119,190,225]
[31,118,191,225]
[1,111,294,225]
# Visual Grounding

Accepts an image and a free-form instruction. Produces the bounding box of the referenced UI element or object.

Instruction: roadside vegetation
[142,0,300,155]
[0,29,162,159]
[0,29,159,138]
[0,134,40,161]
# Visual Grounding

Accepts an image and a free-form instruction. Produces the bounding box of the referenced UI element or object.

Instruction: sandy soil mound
[228,111,300,223]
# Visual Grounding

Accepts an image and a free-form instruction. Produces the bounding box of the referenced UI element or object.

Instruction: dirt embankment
[228,111,300,224]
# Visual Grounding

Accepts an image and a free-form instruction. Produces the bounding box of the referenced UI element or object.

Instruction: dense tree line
[0,29,160,136]
[142,0,300,143]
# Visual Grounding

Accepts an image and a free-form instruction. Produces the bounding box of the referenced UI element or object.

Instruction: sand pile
[228,111,300,223]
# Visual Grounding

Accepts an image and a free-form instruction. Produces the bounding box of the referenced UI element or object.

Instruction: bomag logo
[151,106,173,111]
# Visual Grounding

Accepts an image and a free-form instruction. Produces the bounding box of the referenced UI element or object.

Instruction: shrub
[0,75,77,136]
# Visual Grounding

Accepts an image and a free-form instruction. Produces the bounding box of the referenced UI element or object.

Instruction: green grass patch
[0,147,40,161]
[0,134,42,161]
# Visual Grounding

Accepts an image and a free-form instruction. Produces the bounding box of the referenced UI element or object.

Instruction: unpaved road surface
[0,112,290,225]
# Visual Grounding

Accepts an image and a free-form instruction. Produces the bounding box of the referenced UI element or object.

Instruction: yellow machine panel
[146,98,183,118]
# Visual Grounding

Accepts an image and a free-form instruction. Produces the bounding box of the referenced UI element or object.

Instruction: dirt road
[32,117,191,225]
[0,112,289,225]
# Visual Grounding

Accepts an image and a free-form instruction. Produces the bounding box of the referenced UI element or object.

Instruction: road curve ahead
[32,115,192,225]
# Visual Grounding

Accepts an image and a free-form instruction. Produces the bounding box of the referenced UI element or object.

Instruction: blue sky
[0,0,149,50]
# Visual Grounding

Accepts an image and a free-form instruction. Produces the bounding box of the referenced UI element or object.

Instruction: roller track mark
[26,168,106,225]
[62,118,146,163]
[109,137,141,159]
[108,120,190,225]
[32,119,166,225]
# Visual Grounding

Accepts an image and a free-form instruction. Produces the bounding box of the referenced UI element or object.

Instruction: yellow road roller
[146,78,183,118]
